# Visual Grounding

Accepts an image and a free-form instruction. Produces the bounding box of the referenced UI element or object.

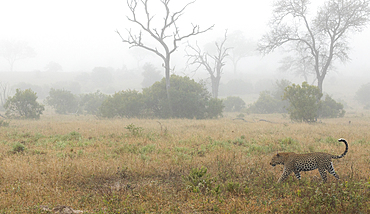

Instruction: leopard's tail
[332,138,348,159]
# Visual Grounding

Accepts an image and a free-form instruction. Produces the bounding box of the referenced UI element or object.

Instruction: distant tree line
[2,75,224,119]
[3,78,365,123]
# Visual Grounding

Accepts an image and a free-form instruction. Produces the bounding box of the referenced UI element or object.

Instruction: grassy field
[1,113,370,213]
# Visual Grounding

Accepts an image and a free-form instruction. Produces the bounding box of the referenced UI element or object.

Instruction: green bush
[247,79,290,114]
[283,82,322,122]
[319,95,345,118]
[248,91,286,114]
[183,167,217,194]
[4,88,44,119]
[45,88,78,114]
[125,123,144,137]
[99,90,144,118]
[143,75,223,119]
[223,96,246,112]
[79,91,108,115]
[206,98,224,119]
[220,79,253,96]
[12,142,26,153]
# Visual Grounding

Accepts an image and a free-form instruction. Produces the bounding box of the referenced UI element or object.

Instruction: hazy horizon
[1,0,370,106]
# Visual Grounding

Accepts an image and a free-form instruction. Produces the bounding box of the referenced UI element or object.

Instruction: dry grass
[1,113,370,213]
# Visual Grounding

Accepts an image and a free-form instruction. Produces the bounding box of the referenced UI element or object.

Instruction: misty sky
[1,0,370,80]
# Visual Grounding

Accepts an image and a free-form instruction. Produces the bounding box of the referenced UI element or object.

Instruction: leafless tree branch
[186,30,230,98]
[117,0,213,95]
[259,0,370,93]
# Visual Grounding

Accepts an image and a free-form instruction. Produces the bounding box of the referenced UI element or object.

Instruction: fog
[1,0,370,107]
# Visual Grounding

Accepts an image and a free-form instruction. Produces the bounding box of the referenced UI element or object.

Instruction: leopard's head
[270,153,286,167]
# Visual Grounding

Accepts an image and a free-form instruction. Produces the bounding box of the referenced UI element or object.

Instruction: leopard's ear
[276,153,280,157]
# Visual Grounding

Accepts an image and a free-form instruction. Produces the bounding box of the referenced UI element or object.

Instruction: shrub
[99,90,144,118]
[4,88,44,119]
[319,95,345,118]
[206,98,224,119]
[220,79,253,96]
[45,88,78,114]
[223,96,246,112]
[79,91,108,115]
[247,79,290,114]
[125,123,144,137]
[12,142,26,153]
[143,75,223,119]
[283,82,322,122]
[248,91,286,114]
[183,167,216,194]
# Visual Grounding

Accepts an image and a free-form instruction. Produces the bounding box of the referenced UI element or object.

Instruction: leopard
[270,138,348,183]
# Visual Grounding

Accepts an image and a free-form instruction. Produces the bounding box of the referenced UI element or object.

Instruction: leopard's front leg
[278,167,292,183]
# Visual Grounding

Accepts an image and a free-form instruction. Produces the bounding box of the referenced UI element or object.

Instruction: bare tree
[0,40,36,72]
[225,30,256,74]
[259,0,370,93]
[116,0,213,101]
[186,31,230,98]
[278,48,316,84]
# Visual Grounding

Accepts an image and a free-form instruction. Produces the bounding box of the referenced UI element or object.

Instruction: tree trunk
[211,75,221,98]
[164,57,173,117]
[317,75,324,95]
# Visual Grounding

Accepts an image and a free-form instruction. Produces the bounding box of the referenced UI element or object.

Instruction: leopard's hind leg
[326,162,340,180]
